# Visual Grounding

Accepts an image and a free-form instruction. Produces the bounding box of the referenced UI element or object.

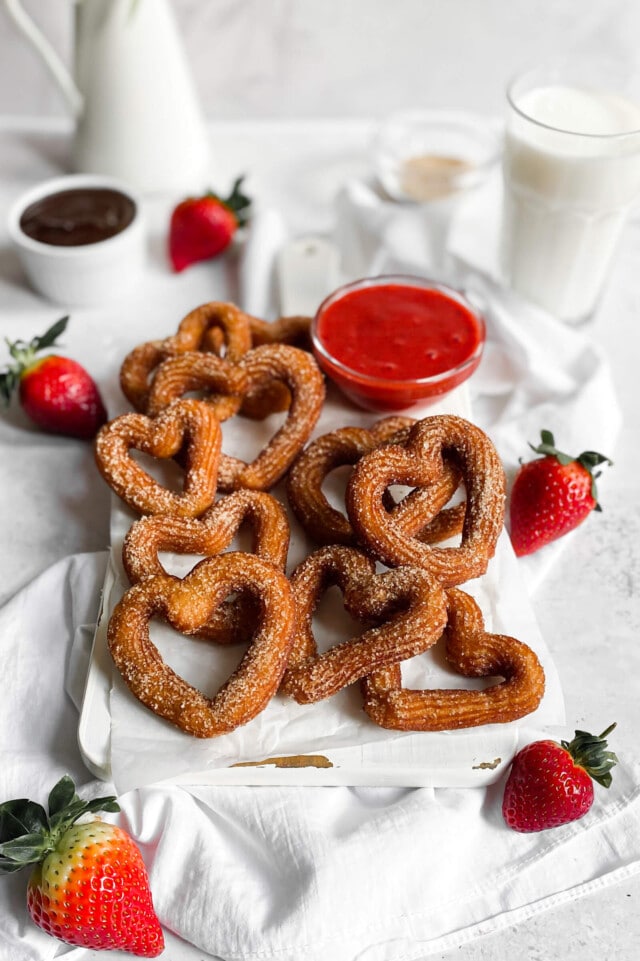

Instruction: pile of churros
[94,301,545,740]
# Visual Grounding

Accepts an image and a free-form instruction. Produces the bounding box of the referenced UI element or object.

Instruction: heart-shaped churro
[145,351,249,421]
[216,344,326,492]
[287,415,466,547]
[119,303,313,416]
[280,545,448,704]
[122,489,291,643]
[119,301,253,412]
[108,552,296,737]
[362,587,545,730]
[240,314,312,415]
[346,414,506,586]
[94,398,221,517]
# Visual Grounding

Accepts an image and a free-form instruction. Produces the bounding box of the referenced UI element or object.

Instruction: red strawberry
[0,775,164,956]
[509,429,612,556]
[168,175,252,272]
[0,316,107,439]
[502,723,617,832]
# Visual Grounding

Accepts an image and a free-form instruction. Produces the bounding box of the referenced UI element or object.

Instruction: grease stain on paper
[472,757,502,770]
[232,754,334,769]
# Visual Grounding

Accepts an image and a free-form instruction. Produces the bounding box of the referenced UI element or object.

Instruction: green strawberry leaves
[0,776,120,873]
[0,799,50,873]
[0,834,52,867]
[0,366,18,406]
[21,315,68,356]
[47,773,77,817]
[0,798,48,841]
[47,775,119,833]
[529,428,612,471]
[211,175,252,227]
[561,722,618,789]
[6,315,68,365]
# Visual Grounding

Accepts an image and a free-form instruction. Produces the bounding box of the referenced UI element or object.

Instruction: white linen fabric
[0,553,639,961]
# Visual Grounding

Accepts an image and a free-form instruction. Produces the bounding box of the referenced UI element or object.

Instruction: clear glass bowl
[311,275,486,412]
[373,110,501,204]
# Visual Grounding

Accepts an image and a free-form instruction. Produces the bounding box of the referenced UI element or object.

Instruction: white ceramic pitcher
[4,0,211,193]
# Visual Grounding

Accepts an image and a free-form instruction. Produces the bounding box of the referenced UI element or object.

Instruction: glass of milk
[500,60,640,323]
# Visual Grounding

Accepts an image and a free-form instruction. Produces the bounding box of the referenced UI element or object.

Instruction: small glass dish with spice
[373,111,500,269]
[373,110,500,204]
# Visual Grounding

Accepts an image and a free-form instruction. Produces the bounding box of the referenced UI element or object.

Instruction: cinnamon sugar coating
[119,302,312,416]
[346,414,506,587]
[216,344,325,491]
[362,587,545,730]
[241,314,312,415]
[287,417,414,545]
[280,545,448,704]
[287,416,467,547]
[94,398,221,517]
[99,306,543,744]
[107,552,296,738]
[122,490,290,643]
[120,302,253,412]
[145,351,248,420]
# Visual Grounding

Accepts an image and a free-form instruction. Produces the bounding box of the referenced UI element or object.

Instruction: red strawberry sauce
[312,278,485,410]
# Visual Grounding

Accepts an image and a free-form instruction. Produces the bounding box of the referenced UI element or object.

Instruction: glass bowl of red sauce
[311,275,486,411]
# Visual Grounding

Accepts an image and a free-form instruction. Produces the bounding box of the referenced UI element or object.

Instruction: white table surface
[0,112,639,961]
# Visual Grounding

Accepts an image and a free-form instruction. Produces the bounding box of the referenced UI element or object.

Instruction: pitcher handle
[4,0,83,116]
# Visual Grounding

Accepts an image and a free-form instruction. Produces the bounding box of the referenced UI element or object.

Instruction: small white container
[7,173,146,307]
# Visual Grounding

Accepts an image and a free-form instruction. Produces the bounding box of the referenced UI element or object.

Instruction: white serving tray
[77,238,563,792]
[78,551,525,789]
[77,384,563,793]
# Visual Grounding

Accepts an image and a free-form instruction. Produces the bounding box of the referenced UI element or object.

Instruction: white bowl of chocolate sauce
[8,174,145,306]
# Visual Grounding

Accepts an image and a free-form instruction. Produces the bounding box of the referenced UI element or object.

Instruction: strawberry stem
[0,316,69,406]
[208,175,252,227]
[560,722,618,789]
[528,429,612,508]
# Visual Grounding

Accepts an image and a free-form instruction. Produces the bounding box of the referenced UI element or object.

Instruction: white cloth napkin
[0,553,109,961]
[1,553,640,961]
[333,176,622,591]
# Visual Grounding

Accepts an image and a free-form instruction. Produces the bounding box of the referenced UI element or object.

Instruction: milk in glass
[501,70,640,322]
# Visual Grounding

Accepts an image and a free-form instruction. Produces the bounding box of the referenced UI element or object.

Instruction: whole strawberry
[502,723,617,832]
[0,775,164,956]
[0,316,107,439]
[168,175,252,272]
[509,429,612,557]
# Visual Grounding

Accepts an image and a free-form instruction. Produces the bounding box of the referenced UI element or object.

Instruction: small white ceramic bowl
[7,173,146,307]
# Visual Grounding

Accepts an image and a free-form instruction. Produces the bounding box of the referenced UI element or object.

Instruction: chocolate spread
[19,187,136,247]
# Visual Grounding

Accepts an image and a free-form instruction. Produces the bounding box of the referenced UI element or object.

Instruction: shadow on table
[2,127,72,185]
[0,243,28,297]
